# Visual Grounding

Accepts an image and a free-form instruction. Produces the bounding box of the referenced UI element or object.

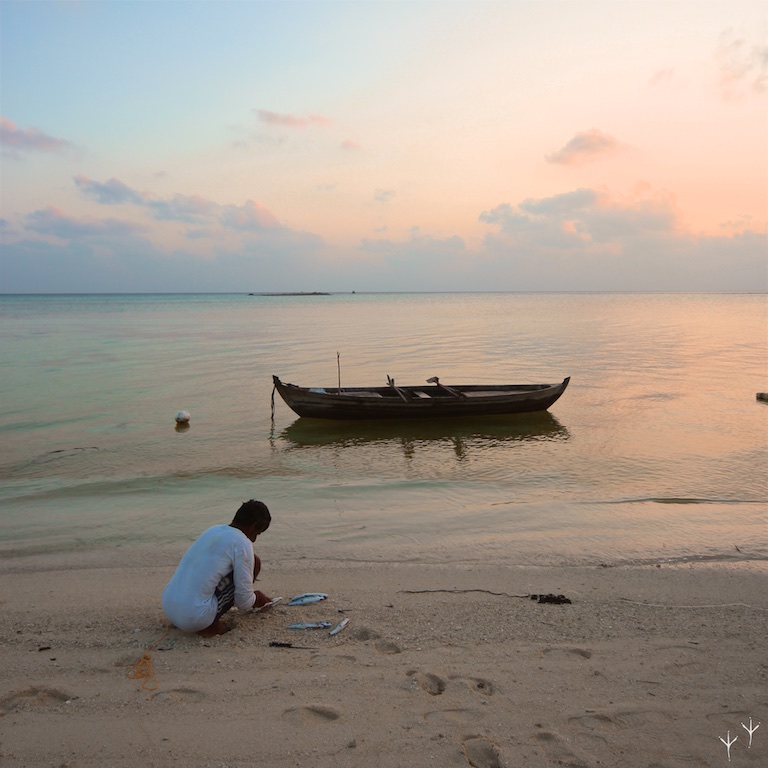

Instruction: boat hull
[272,375,570,420]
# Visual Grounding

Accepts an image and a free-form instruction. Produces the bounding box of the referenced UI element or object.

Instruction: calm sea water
[1,293,765,566]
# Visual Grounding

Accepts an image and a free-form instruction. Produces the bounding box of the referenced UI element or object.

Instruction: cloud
[219,200,280,231]
[341,139,361,151]
[480,187,676,249]
[73,175,280,231]
[0,117,73,153]
[546,129,625,166]
[184,227,216,240]
[480,189,602,250]
[25,206,146,240]
[0,232,228,294]
[147,193,219,223]
[354,231,469,291]
[3,176,764,294]
[1,225,328,294]
[255,109,332,128]
[715,30,768,99]
[74,175,144,205]
[476,187,765,291]
[3,190,765,293]
[0,175,325,291]
[517,189,598,217]
[375,188,396,203]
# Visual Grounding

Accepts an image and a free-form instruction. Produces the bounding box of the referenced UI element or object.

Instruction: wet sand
[1,549,766,767]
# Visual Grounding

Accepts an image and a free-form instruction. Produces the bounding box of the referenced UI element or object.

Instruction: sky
[1,0,766,293]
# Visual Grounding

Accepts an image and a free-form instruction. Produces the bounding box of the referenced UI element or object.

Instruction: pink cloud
[715,31,768,100]
[341,139,361,150]
[546,129,624,166]
[219,200,280,231]
[0,116,72,153]
[255,109,332,128]
[480,186,677,251]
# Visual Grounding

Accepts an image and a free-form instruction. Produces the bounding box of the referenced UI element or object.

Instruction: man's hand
[254,590,273,609]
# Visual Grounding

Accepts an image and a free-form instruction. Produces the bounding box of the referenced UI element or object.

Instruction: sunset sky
[1,0,766,292]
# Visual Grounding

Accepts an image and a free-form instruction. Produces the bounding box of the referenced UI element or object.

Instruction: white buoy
[175,410,191,424]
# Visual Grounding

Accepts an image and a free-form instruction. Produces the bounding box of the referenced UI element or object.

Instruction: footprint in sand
[535,730,590,768]
[406,670,446,695]
[424,707,484,726]
[654,644,706,676]
[542,646,593,659]
[374,639,401,654]
[570,707,671,731]
[0,686,75,713]
[281,705,341,724]
[346,626,401,653]
[463,735,504,768]
[449,675,496,695]
[349,626,381,642]
[150,687,206,703]
[664,660,707,676]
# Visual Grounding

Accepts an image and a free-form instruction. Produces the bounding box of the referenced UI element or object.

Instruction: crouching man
[162,499,273,637]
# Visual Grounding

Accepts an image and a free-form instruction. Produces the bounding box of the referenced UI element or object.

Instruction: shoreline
[0,539,768,575]
[2,554,766,767]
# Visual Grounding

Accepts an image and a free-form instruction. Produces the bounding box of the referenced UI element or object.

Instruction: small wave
[601,497,764,505]
[0,446,102,481]
[629,392,683,402]
[36,446,100,461]
[597,551,768,568]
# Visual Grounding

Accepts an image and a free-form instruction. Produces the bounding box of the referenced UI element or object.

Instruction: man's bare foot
[197,618,231,638]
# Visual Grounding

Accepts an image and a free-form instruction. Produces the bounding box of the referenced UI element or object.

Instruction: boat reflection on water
[272,411,569,461]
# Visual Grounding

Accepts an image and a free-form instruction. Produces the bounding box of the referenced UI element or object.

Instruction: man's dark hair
[232,499,271,532]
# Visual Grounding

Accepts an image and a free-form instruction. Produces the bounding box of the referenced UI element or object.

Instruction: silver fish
[288,593,328,606]
[253,596,283,612]
[288,621,332,630]
[328,618,349,636]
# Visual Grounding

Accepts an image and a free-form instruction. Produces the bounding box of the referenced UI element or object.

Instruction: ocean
[1,292,765,566]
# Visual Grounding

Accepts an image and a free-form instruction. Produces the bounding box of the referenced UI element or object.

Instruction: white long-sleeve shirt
[162,524,256,632]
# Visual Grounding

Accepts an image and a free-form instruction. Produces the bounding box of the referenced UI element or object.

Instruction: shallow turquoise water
[1,292,766,565]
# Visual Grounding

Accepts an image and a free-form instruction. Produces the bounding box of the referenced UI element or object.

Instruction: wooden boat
[272,374,570,420]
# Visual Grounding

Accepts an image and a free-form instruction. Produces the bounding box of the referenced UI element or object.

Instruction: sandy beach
[1,548,766,768]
